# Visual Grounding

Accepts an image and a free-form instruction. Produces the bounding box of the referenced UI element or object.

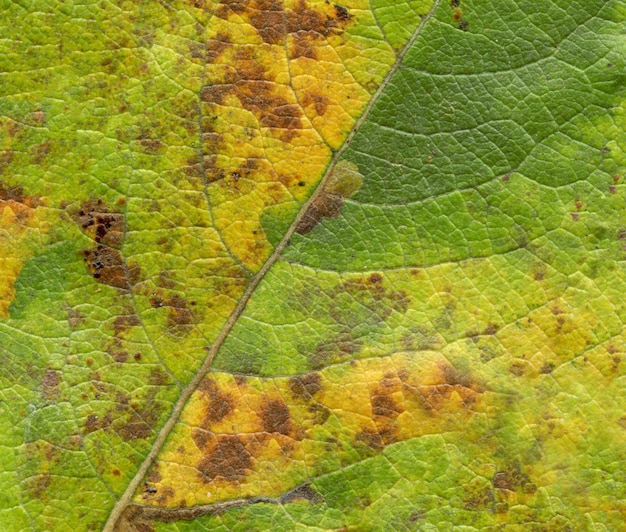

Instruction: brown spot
[83,413,112,435]
[83,246,139,289]
[371,393,401,418]
[196,434,253,483]
[302,91,330,115]
[440,364,475,390]
[334,4,350,21]
[113,315,140,336]
[249,0,286,44]
[482,323,499,335]
[450,0,460,6]
[309,403,331,425]
[72,200,125,247]
[112,469,121,477]
[30,140,53,164]
[149,368,171,386]
[540,362,554,374]
[295,192,344,234]
[459,20,469,31]
[207,33,231,63]
[41,369,60,401]
[570,212,579,221]
[509,363,525,377]
[533,271,545,281]
[260,398,292,435]
[610,185,617,194]
[68,307,85,329]
[26,473,51,500]
[280,483,324,504]
[157,270,176,288]
[156,486,176,506]
[291,31,318,59]
[355,425,397,451]
[463,485,493,510]
[198,378,235,425]
[452,7,462,21]
[166,294,194,330]
[492,463,535,493]
[289,372,322,399]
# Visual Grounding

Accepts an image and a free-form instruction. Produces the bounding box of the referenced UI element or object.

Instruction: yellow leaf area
[0,117,48,316]
[135,263,626,515]
[137,352,487,507]
[196,0,398,270]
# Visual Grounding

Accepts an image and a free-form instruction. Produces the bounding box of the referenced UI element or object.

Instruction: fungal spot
[113,315,140,336]
[296,160,363,234]
[41,369,60,401]
[166,294,194,332]
[260,398,292,435]
[198,378,235,426]
[355,425,397,451]
[492,463,535,493]
[280,483,324,504]
[73,200,141,289]
[196,434,253,483]
[289,372,322,399]
[459,20,469,31]
[302,92,330,116]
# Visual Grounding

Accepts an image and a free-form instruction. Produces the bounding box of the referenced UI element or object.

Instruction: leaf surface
[1,0,626,530]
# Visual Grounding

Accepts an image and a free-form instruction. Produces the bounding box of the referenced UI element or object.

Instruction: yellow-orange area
[0,184,47,317]
[199,0,396,270]
[136,352,488,507]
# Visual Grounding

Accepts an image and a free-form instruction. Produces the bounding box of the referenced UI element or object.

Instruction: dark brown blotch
[41,369,60,401]
[289,372,322,399]
[198,378,235,426]
[83,246,139,289]
[260,397,292,435]
[166,294,194,331]
[296,192,344,234]
[355,425,397,451]
[196,434,253,483]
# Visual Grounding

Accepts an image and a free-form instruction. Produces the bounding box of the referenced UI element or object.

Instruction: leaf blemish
[296,160,363,234]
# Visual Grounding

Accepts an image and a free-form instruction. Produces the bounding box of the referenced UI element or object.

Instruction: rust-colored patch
[492,463,535,493]
[280,483,324,504]
[371,393,401,418]
[207,32,231,63]
[302,91,330,116]
[295,191,344,234]
[113,315,140,336]
[291,30,318,59]
[289,372,322,399]
[355,425,397,451]
[196,434,253,483]
[198,378,235,426]
[260,397,292,435]
[0,182,40,207]
[83,246,139,289]
[166,294,194,331]
[83,413,113,435]
[26,473,51,500]
[73,200,141,289]
[41,369,60,401]
[72,199,125,247]
[115,392,161,442]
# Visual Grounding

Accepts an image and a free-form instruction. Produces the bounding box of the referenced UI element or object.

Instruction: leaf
[1,0,625,530]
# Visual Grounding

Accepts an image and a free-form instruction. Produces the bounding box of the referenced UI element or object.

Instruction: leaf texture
[1,0,626,530]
